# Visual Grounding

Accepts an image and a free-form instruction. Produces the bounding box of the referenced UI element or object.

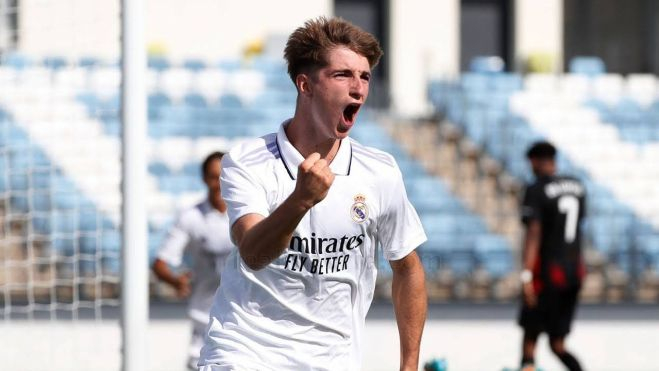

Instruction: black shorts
[518,287,580,338]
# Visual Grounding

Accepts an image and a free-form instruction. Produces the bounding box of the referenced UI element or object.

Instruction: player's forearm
[152,259,181,288]
[239,195,310,270]
[391,254,426,371]
[523,221,541,271]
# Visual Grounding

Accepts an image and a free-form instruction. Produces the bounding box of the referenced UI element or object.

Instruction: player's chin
[336,118,354,136]
[336,124,352,137]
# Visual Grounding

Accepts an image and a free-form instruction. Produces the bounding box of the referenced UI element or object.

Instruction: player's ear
[296,74,312,97]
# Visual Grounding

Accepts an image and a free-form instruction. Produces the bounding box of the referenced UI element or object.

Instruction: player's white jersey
[157,199,234,323]
[199,121,426,370]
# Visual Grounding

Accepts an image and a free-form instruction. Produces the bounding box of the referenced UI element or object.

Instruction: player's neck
[287,116,341,163]
[209,195,227,213]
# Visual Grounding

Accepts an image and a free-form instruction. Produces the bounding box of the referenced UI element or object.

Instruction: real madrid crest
[350,194,368,223]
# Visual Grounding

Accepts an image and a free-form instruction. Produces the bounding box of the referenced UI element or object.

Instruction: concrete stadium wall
[15,0,564,116]
[17,0,331,61]
[514,0,564,72]
[389,0,460,117]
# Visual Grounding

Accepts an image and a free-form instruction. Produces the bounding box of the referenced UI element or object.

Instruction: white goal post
[120,0,148,370]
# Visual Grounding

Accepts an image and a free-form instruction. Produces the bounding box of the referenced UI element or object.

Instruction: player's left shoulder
[349,138,399,176]
[176,200,207,227]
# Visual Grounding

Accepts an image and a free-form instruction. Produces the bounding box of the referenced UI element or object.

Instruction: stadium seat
[474,235,513,272]
[183,93,208,108]
[568,56,606,76]
[524,73,559,93]
[183,59,206,71]
[2,52,33,69]
[593,74,624,105]
[468,56,504,74]
[160,68,193,101]
[148,56,170,71]
[625,74,657,107]
[192,69,227,102]
[217,93,243,108]
[78,56,100,68]
[42,56,68,70]
[88,67,120,96]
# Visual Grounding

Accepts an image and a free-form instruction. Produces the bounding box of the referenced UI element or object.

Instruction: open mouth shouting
[340,103,361,132]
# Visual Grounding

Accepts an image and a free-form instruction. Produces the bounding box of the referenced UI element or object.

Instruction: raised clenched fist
[294,152,335,209]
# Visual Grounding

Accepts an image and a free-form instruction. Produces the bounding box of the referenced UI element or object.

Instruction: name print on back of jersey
[544,179,585,198]
[283,233,365,275]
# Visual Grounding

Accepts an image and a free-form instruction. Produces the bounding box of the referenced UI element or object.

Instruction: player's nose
[349,77,367,101]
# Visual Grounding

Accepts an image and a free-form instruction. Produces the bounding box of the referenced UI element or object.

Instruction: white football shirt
[199,121,426,370]
[157,199,234,323]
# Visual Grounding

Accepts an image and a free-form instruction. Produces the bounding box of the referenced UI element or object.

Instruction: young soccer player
[518,141,586,371]
[198,17,427,370]
[152,152,234,370]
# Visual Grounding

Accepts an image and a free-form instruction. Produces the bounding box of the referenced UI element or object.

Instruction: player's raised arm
[233,152,335,270]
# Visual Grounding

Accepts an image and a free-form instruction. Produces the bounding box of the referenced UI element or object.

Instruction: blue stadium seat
[183,59,206,71]
[52,174,79,210]
[148,92,172,121]
[569,56,606,76]
[148,56,170,71]
[2,52,32,69]
[30,192,51,212]
[181,162,201,178]
[406,177,463,213]
[217,94,243,108]
[148,162,171,177]
[9,171,29,190]
[217,59,242,72]
[53,236,76,256]
[420,213,461,244]
[475,235,514,278]
[101,231,121,253]
[78,56,100,68]
[490,73,522,93]
[32,214,53,235]
[469,56,505,74]
[461,73,489,92]
[158,173,198,195]
[445,249,476,277]
[9,194,29,212]
[184,93,208,108]
[42,56,67,70]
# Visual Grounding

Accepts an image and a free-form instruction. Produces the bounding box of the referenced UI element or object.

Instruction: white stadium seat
[156,137,194,172]
[625,74,658,107]
[88,67,121,97]
[192,69,227,103]
[524,73,559,93]
[593,73,624,105]
[159,68,193,102]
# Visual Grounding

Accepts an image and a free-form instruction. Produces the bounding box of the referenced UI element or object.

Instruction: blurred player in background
[518,141,586,371]
[198,17,427,370]
[151,151,234,370]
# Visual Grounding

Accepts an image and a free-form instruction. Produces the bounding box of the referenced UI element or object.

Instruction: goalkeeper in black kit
[518,141,586,371]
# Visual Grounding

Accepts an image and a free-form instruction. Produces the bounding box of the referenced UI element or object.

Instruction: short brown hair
[284,17,383,83]
[201,151,225,178]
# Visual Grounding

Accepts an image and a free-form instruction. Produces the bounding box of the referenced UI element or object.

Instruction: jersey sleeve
[220,151,270,231]
[156,211,192,267]
[579,183,587,219]
[521,184,543,225]
[377,163,427,261]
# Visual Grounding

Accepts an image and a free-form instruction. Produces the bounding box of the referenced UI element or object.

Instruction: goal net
[0,0,125,369]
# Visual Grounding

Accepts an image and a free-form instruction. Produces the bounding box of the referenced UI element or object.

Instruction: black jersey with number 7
[521,175,587,291]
